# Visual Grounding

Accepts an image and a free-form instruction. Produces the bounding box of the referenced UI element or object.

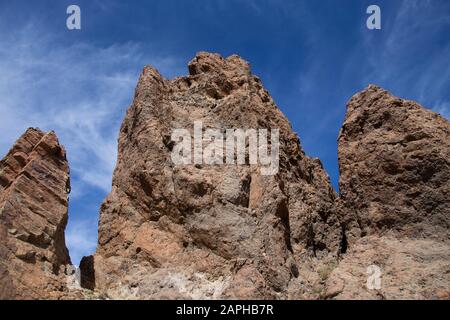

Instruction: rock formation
[83,54,449,300]
[0,53,448,300]
[325,85,450,299]
[338,85,449,242]
[89,52,341,299]
[0,128,72,299]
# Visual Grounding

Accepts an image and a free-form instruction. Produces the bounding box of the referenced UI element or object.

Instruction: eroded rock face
[92,52,340,299]
[338,85,450,242]
[0,128,72,299]
[325,85,450,299]
[325,234,450,299]
[1,62,448,300]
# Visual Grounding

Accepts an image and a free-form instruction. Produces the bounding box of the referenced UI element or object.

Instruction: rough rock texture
[325,234,450,299]
[338,85,450,242]
[2,55,448,300]
[324,85,450,299]
[90,52,341,299]
[0,128,72,299]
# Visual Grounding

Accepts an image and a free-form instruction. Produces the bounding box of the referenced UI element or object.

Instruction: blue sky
[0,0,448,264]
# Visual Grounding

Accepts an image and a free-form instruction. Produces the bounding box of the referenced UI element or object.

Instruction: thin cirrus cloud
[0,23,183,197]
[361,0,450,118]
[65,215,98,267]
[0,22,184,264]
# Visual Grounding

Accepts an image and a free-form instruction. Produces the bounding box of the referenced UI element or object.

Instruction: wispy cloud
[0,23,183,196]
[0,21,184,263]
[65,216,98,266]
[433,101,450,120]
[361,0,450,119]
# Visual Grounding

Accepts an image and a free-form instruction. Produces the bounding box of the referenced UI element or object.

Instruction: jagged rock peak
[188,52,251,76]
[90,52,341,299]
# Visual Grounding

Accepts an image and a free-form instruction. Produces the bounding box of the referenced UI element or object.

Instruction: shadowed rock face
[0,128,71,299]
[91,52,341,299]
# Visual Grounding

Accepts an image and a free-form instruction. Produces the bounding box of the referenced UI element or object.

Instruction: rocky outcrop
[84,56,449,300]
[0,128,72,299]
[338,85,449,242]
[325,85,450,299]
[1,55,448,300]
[90,52,341,299]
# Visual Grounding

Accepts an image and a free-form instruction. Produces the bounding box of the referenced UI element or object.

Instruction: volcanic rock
[325,85,450,299]
[0,128,72,299]
[1,60,448,300]
[338,85,449,241]
[90,52,341,299]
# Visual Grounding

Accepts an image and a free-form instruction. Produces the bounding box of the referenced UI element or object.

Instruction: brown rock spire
[0,128,72,299]
[325,85,450,300]
[90,52,341,299]
[338,84,450,243]
[1,59,448,300]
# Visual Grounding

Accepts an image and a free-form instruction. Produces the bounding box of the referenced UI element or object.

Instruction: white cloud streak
[361,0,450,119]
[0,22,184,263]
[65,216,98,266]
[0,23,183,196]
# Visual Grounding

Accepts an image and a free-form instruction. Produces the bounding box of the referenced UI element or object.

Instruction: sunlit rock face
[0,128,72,299]
[2,54,448,300]
[337,85,449,243]
[90,52,341,299]
[325,85,450,300]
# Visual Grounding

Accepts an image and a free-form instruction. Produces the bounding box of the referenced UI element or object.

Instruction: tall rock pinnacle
[325,85,450,299]
[338,85,450,243]
[90,52,341,299]
[0,128,72,299]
